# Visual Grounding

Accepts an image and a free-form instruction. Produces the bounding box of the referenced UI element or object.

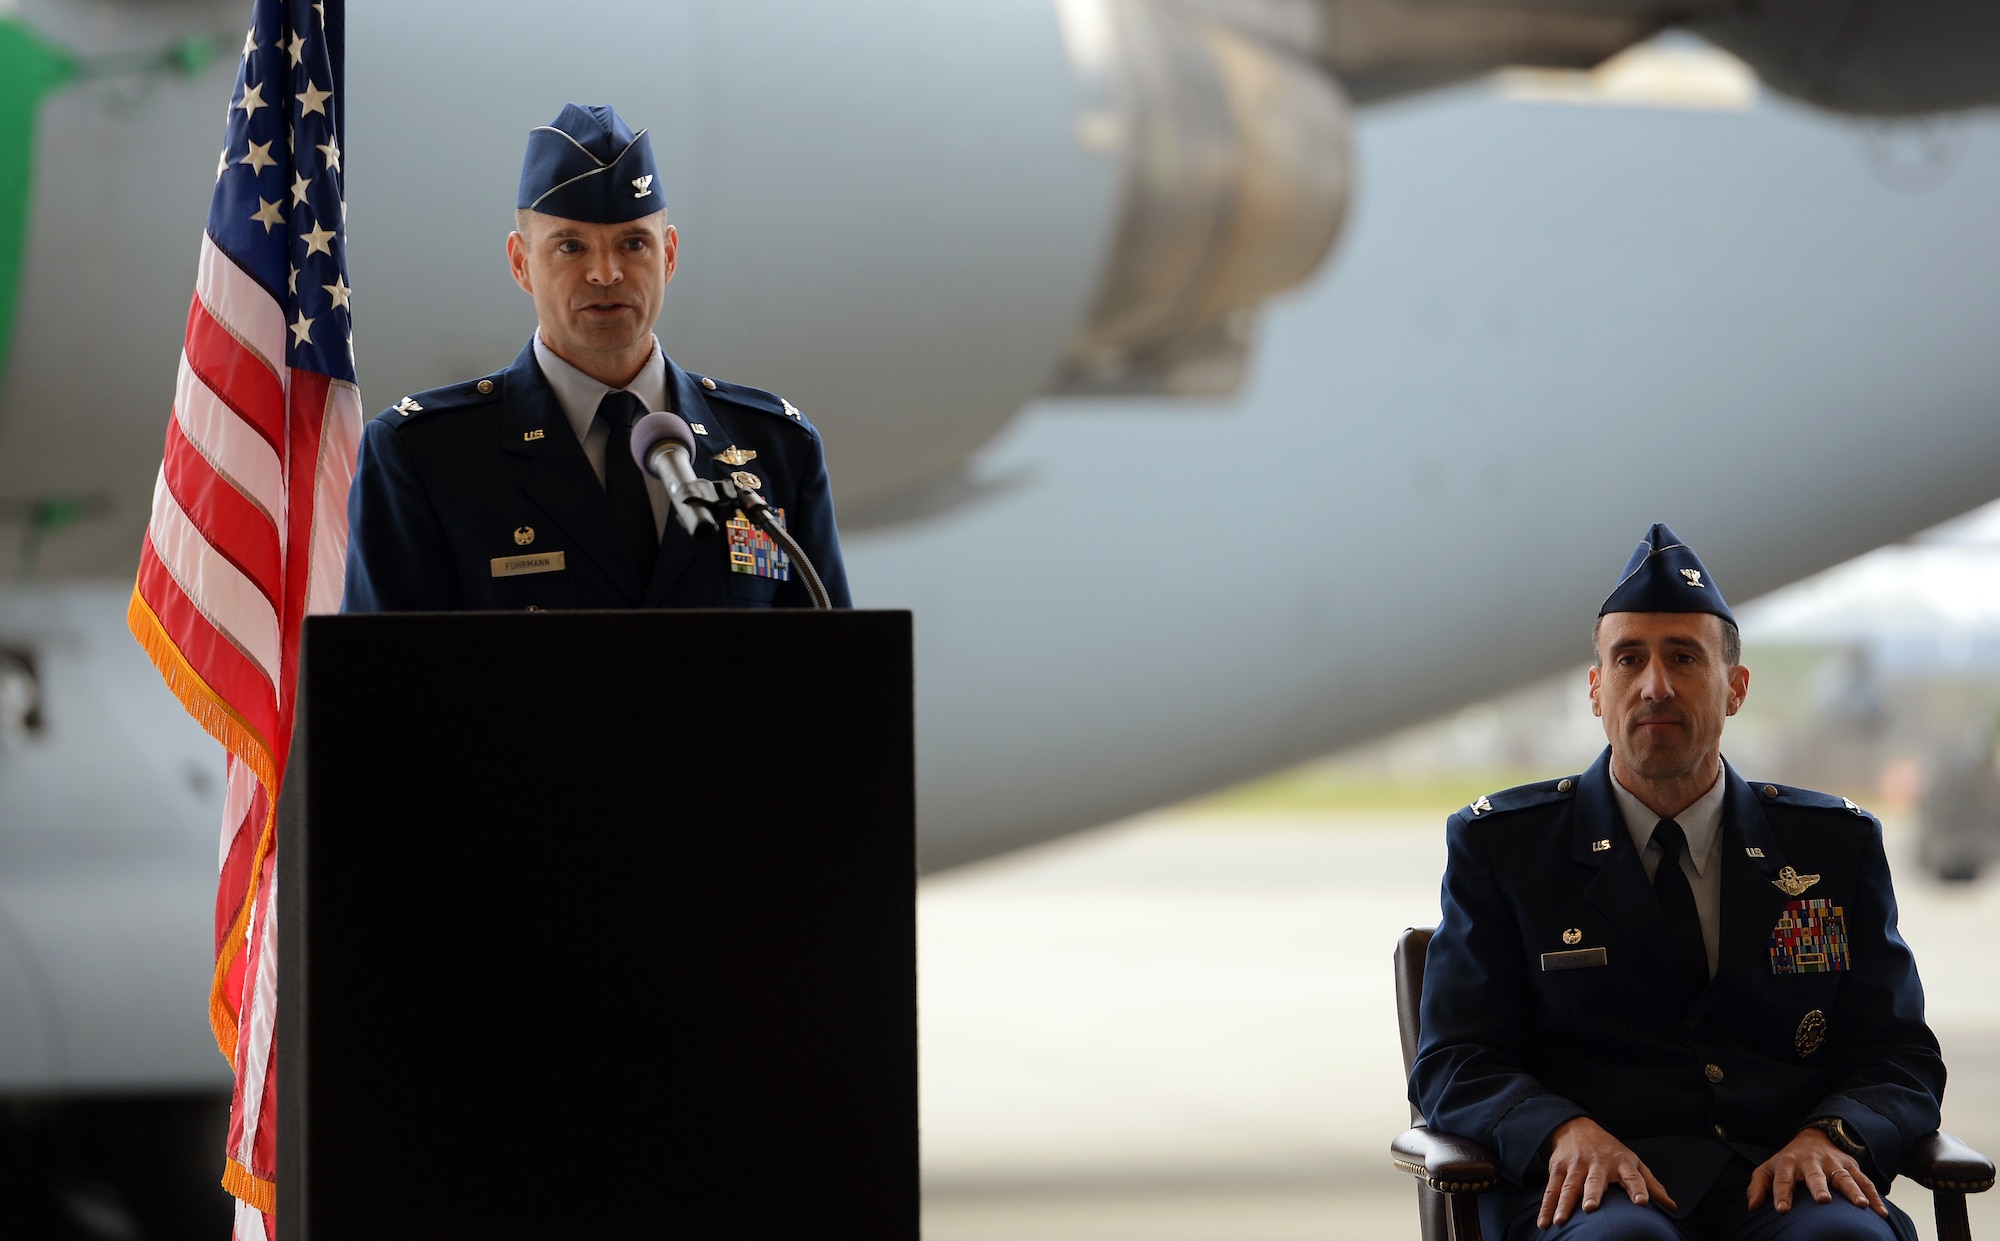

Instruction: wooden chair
[1390,926,1996,1241]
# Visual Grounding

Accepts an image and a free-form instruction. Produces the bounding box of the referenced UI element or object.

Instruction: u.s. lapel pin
[689,423,708,435]
[1772,865,1820,897]
[1591,839,1612,852]
[1745,847,1765,858]
[522,428,545,442]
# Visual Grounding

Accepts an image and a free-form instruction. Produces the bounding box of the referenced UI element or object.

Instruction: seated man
[1411,524,1945,1241]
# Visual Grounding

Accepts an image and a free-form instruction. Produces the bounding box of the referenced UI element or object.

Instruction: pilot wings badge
[715,446,758,466]
[1771,865,1820,897]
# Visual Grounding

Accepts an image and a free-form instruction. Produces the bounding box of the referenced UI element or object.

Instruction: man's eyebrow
[1608,634,1710,654]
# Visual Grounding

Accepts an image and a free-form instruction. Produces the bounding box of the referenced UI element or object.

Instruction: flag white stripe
[218,757,257,874]
[232,863,279,1169]
[305,381,363,616]
[233,1196,270,1240]
[175,355,286,528]
[195,233,286,380]
[147,466,283,689]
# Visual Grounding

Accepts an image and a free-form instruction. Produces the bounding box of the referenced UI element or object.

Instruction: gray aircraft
[3,0,2000,1232]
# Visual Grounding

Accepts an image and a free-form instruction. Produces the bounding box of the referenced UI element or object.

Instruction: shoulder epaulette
[378,373,505,425]
[1750,781,1872,818]
[691,373,814,430]
[1461,774,1579,821]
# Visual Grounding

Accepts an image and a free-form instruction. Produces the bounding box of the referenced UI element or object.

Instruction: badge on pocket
[1769,899,1850,973]
[726,507,791,581]
[1541,947,1607,971]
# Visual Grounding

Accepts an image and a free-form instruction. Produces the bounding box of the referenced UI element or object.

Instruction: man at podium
[342,102,850,612]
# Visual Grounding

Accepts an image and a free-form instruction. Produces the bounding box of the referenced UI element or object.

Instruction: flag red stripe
[163,418,284,612]
[275,372,334,753]
[184,295,286,457]
[137,543,280,747]
[214,797,259,955]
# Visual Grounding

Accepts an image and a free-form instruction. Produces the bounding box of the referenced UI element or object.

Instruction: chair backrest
[1395,926,1435,1127]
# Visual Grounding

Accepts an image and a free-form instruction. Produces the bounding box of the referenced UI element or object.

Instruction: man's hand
[1748,1128,1887,1217]
[1537,1117,1678,1228]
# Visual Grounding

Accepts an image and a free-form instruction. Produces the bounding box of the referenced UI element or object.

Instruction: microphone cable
[738,492,831,610]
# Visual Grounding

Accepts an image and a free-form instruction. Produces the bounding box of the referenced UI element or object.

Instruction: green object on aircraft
[0,18,78,390]
[0,20,220,392]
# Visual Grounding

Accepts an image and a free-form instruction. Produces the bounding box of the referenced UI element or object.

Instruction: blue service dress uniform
[341,338,852,612]
[1410,749,1944,1241]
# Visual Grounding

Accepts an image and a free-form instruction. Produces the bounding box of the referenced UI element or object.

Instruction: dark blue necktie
[1651,819,1707,990]
[596,390,658,575]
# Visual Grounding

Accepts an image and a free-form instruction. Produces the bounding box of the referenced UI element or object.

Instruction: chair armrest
[1906,1131,1997,1194]
[1392,1126,1502,1193]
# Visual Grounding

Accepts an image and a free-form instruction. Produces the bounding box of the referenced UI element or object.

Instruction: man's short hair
[1591,614,1741,668]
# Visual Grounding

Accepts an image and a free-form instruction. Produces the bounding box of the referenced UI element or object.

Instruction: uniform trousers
[1505,1159,1910,1241]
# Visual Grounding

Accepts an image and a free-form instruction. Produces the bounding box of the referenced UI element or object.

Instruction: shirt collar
[1611,761,1728,876]
[532,331,668,442]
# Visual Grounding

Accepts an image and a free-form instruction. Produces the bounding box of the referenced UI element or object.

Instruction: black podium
[276,610,915,1238]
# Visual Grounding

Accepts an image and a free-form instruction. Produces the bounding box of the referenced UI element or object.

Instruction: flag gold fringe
[223,1157,277,1214]
[125,581,279,1068]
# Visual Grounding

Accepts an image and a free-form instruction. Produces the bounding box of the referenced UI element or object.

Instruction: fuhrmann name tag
[490,551,566,577]
[1540,947,1608,971]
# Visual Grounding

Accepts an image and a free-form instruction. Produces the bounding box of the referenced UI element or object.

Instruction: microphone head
[630,410,696,467]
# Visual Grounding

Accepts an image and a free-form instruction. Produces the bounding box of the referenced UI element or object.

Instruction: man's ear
[662,224,679,284]
[1726,664,1750,717]
[506,231,533,294]
[1587,666,1602,718]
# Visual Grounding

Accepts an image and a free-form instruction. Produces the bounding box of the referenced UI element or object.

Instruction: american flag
[126,1,360,1234]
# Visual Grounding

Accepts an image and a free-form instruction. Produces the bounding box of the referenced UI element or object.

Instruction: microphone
[630,410,719,535]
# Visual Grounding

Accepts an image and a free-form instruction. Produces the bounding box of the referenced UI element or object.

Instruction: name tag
[1541,947,1608,971]
[491,551,565,578]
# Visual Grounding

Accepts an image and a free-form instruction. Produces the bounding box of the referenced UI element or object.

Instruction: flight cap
[1600,522,1736,626]
[517,103,663,223]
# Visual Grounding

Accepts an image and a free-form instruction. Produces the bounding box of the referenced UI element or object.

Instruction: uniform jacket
[342,339,852,612]
[1411,748,1943,1240]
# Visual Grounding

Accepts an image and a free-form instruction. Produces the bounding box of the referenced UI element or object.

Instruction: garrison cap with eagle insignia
[518,103,662,224]
[1600,521,1736,626]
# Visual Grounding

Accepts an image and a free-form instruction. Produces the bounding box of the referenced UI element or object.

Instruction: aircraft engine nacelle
[1052,0,1353,397]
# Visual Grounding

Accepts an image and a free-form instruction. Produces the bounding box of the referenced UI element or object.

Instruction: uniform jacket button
[477,379,495,394]
[1713,1124,1728,1140]
[1705,1063,1724,1083]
